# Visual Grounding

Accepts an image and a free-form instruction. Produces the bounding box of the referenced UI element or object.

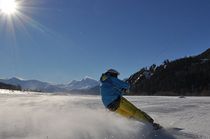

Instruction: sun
[0,0,18,15]
[0,0,48,41]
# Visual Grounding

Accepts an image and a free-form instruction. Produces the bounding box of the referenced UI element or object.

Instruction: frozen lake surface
[0,89,210,139]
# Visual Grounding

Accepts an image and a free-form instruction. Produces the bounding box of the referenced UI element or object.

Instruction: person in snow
[100,69,161,130]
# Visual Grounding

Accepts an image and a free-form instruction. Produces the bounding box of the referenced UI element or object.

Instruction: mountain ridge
[0,77,99,93]
[127,48,210,96]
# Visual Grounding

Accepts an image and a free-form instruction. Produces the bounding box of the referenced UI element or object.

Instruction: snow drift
[0,91,144,139]
[0,90,209,139]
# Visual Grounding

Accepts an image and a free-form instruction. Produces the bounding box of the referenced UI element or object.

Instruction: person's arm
[110,77,130,91]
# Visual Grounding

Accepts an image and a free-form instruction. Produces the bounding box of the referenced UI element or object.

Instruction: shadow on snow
[142,127,200,139]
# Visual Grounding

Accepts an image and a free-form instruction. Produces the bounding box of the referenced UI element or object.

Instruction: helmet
[105,69,120,77]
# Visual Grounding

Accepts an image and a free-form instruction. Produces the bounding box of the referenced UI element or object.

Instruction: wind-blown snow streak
[0,89,209,139]
[0,90,144,139]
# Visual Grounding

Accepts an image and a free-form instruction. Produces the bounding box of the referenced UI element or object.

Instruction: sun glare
[0,0,49,41]
[0,0,18,15]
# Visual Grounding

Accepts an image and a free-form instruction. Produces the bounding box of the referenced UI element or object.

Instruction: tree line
[0,82,22,91]
[128,49,210,96]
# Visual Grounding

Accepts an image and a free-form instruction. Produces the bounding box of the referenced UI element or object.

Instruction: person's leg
[115,108,131,118]
[116,97,154,123]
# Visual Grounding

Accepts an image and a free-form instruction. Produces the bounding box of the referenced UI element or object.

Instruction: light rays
[0,0,52,42]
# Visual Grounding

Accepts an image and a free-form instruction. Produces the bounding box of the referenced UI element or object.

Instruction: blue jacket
[100,74,130,107]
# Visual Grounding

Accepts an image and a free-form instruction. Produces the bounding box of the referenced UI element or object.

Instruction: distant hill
[0,77,67,92]
[70,86,100,95]
[0,77,99,94]
[0,82,21,91]
[58,77,99,91]
[127,48,210,96]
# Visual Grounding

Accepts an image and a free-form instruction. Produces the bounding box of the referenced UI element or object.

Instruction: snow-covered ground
[0,89,209,139]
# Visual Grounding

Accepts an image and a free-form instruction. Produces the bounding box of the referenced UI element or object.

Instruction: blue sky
[0,0,210,83]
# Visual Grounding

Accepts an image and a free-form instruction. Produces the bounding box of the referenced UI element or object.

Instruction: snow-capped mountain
[0,77,67,92]
[0,77,47,90]
[66,77,99,90]
[0,77,99,93]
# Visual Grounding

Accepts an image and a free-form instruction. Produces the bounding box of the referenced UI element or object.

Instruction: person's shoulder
[110,76,121,81]
[100,74,109,82]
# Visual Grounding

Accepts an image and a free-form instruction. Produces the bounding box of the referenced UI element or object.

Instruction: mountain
[0,77,67,92]
[197,48,210,59]
[0,82,21,91]
[127,48,210,96]
[0,77,100,94]
[70,86,100,95]
[66,77,99,90]
[57,77,100,94]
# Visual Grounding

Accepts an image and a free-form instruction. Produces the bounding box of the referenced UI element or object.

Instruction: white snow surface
[0,89,210,139]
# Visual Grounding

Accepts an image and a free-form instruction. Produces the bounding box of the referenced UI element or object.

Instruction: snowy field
[0,89,210,139]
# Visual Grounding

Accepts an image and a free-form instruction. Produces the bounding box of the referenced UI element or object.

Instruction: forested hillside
[128,49,210,96]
